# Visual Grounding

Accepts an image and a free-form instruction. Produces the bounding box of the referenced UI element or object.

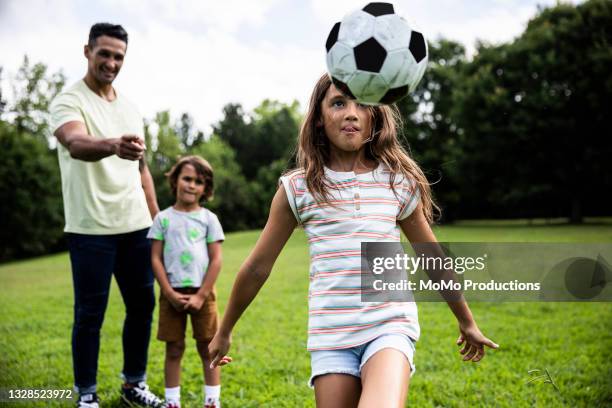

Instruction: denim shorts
[309,333,416,387]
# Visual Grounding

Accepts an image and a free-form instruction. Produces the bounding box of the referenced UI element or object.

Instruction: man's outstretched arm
[54,120,145,162]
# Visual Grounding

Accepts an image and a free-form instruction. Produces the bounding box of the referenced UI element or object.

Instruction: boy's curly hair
[165,155,214,203]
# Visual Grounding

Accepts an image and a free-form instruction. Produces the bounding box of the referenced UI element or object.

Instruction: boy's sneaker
[76,393,100,408]
[165,403,180,408]
[120,382,165,407]
[204,397,220,408]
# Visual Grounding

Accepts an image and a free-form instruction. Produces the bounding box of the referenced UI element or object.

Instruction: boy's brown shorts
[157,287,219,342]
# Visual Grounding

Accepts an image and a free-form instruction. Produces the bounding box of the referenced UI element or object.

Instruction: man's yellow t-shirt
[50,79,152,234]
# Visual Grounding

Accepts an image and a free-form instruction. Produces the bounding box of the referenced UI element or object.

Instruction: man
[50,23,164,408]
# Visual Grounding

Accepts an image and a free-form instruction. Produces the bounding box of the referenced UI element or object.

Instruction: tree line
[1,0,610,261]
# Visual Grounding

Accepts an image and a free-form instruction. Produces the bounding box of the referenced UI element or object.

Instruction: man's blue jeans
[67,228,155,394]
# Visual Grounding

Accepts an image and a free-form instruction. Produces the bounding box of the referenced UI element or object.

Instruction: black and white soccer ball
[325,2,428,105]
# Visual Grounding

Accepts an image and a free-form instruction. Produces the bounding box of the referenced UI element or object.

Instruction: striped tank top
[279,164,421,351]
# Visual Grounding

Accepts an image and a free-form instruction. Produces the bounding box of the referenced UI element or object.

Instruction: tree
[209,100,300,227]
[176,112,205,149]
[5,56,65,140]
[0,58,65,261]
[451,0,612,221]
[0,122,64,260]
[214,100,300,179]
[396,40,467,221]
[192,135,258,231]
[0,67,7,115]
[250,99,300,176]
[213,103,256,174]
[145,110,184,210]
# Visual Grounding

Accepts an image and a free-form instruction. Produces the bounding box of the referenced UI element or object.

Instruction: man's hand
[208,332,233,368]
[54,121,146,162]
[457,321,499,362]
[166,290,190,312]
[114,135,145,161]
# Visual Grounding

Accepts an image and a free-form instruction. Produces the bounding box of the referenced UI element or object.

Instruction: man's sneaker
[165,402,180,408]
[76,393,100,408]
[120,382,165,407]
[204,396,220,408]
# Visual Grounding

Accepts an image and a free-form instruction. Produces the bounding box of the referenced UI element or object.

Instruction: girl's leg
[165,340,186,387]
[359,348,411,408]
[314,374,361,408]
[197,341,220,385]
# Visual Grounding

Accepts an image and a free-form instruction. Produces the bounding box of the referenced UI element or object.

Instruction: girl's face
[175,164,205,207]
[320,84,372,153]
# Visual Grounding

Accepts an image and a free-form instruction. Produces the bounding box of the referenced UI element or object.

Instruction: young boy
[148,155,229,408]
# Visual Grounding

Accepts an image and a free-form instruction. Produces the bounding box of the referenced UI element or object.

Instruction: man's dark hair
[88,23,128,48]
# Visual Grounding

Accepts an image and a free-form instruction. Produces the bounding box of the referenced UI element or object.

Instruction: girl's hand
[457,321,499,362]
[208,332,233,368]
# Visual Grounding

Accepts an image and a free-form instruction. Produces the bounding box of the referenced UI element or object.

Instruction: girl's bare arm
[209,185,297,366]
[398,203,499,362]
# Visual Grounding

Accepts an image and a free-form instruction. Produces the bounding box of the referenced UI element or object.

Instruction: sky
[0,0,583,134]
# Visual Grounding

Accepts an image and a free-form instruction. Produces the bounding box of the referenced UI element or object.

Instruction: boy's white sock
[165,386,180,405]
[204,384,220,399]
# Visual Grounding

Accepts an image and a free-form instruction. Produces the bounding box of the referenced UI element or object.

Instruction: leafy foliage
[0,58,65,261]
[451,0,612,222]
[9,56,65,139]
[192,135,257,231]
[214,100,299,180]
[396,39,467,221]
[0,122,64,260]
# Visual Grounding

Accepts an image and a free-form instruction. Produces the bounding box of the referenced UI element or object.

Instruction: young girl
[208,74,498,407]
[148,156,231,408]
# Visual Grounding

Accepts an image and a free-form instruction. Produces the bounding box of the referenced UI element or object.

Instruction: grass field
[1,221,612,407]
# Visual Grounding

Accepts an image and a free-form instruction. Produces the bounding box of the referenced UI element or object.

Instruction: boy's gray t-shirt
[148,207,225,288]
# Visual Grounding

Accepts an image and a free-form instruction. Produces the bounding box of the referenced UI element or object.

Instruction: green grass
[1,222,612,407]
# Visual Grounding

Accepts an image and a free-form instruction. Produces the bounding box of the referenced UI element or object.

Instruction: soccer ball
[325,2,428,105]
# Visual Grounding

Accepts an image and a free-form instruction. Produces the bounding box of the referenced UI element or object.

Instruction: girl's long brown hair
[293,73,439,223]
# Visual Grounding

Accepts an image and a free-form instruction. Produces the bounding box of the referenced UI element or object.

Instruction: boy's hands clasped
[165,290,208,313]
[184,292,206,311]
[456,320,499,362]
[166,290,190,311]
